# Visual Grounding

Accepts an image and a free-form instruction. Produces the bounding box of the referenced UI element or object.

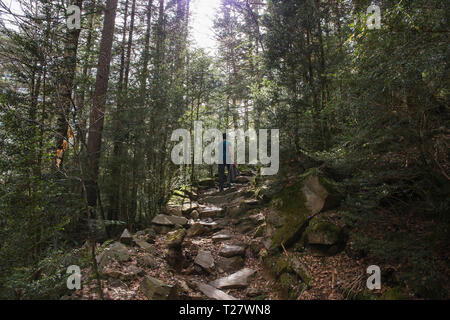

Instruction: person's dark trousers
[218,164,232,191]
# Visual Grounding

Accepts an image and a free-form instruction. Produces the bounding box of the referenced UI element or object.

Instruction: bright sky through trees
[190,0,221,52]
[2,0,221,50]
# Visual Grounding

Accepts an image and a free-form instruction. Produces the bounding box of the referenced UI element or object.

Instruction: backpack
[230,163,239,182]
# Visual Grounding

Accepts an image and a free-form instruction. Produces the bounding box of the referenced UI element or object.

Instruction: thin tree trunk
[76,0,96,152]
[109,0,130,221]
[140,0,153,95]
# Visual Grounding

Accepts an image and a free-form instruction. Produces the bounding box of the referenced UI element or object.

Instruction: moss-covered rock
[291,261,311,286]
[139,276,178,300]
[166,229,186,248]
[305,219,343,246]
[267,168,341,251]
[274,256,290,276]
[279,273,300,299]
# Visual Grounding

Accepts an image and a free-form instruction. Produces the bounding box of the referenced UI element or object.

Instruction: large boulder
[265,168,341,251]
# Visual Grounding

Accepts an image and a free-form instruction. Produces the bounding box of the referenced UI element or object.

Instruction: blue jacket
[218,140,233,164]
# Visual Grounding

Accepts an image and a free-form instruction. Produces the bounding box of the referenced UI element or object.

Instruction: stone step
[212,233,232,243]
[209,268,256,289]
[219,244,246,258]
[196,282,238,300]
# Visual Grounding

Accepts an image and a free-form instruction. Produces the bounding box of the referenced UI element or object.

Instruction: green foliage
[0,247,90,299]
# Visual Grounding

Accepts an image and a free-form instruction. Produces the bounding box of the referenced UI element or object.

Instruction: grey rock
[186,223,209,237]
[152,214,174,226]
[249,212,265,223]
[199,206,224,218]
[166,215,188,226]
[120,228,133,246]
[216,256,245,273]
[164,205,182,216]
[219,244,246,258]
[133,238,153,252]
[244,199,261,206]
[140,276,178,300]
[194,250,215,273]
[212,233,232,243]
[96,242,130,270]
[196,282,238,300]
[181,202,199,215]
[209,268,256,289]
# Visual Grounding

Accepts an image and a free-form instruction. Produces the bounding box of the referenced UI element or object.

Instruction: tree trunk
[86,0,119,208]
[55,0,83,168]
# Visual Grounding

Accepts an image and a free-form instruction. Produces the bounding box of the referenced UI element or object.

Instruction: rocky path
[73,174,280,300]
[71,170,385,301]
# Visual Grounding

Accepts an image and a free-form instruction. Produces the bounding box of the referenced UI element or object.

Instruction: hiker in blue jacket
[218,133,233,192]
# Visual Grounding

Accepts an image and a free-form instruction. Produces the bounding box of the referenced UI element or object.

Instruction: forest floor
[70,175,405,300]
